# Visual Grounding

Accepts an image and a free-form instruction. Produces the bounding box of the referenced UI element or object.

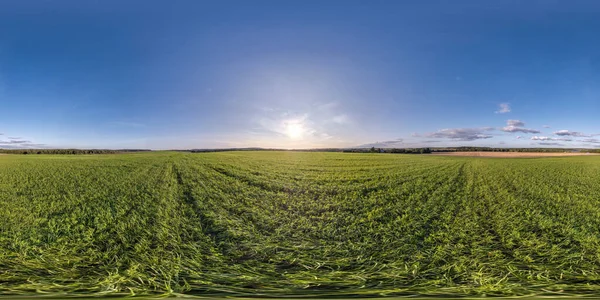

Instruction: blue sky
[1,0,599,149]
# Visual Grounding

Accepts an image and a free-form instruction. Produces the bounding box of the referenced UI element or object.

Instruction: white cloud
[554,130,590,137]
[358,139,404,148]
[531,136,572,141]
[582,138,600,144]
[502,126,540,134]
[495,103,511,114]
[0,139,31,144]
[501,120,540,134]
[507,119,525,127]
[426,127,495,141]
[0,135,46,149]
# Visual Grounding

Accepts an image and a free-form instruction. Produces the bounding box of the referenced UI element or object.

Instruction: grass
[1,151,600,298]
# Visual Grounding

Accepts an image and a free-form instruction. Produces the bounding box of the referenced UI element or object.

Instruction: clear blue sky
[1,0,599,149]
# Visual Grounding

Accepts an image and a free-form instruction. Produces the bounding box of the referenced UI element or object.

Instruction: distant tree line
[187,148,351,153]
[185,146,600,154]
[430,147,599,153]
[0,149,151,155]
[7,147,593,155]
[343,147,432,154]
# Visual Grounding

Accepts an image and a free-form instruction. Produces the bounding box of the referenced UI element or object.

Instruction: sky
[1,0,599,149]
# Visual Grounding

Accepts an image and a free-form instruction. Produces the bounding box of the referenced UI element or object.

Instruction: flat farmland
[1,151,600,298]
[432,151,600,158]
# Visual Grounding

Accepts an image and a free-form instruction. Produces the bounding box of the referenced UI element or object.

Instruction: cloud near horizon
[531,136,572,142]
[0,132,45,149]
[501,120,540,134]
[358,139,404,148]
[553,130,591,137]
[425,127,495,141]
[362,110,597,149]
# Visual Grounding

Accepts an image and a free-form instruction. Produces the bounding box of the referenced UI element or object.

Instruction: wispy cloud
[507,119,525,127]
[0,140,46,148]
[425,127,495,141]
[531,136,572,141]
[495,103,511,114]
[22,143,46,147]
[582,138,600,144]
[501,120,540,134]
[543,125,551,128]
[0,139,32,144]
[502,126,540,133]
[554,130,590,137]
[537,142,564,146]
[358,138,404,148]
[0,143,46,149]
[0,132,46,149]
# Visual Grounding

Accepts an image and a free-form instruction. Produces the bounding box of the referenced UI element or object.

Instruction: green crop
[1,151,600,298]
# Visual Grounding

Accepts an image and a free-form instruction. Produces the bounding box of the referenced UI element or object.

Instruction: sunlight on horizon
[284,121,305,139]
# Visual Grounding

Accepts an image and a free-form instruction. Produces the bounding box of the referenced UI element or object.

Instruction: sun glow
[285,122,304,139]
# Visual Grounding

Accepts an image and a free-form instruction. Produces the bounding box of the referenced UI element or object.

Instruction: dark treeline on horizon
[1,147,599,155]
[0,149,151,155]
[188,147,600,154]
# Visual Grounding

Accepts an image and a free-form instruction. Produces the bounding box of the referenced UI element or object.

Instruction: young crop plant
[1,151,600,297]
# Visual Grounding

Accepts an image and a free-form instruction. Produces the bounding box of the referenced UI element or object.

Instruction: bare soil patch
[432,151,600,158]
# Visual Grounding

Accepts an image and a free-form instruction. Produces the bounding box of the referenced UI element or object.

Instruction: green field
[1,151,600,298]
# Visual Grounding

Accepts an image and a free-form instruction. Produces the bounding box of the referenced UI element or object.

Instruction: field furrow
[1,152,600,297]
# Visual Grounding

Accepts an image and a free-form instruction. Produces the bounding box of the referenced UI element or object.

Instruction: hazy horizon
[1,1,599,150]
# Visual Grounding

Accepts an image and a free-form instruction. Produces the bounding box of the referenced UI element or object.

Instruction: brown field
[432,151,600,158]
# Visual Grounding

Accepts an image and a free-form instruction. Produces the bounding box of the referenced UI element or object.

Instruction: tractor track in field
[171,163,235,252]
[205,161,461,201]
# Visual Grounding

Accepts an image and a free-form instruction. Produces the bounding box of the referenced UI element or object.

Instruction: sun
[285,122,304,139]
